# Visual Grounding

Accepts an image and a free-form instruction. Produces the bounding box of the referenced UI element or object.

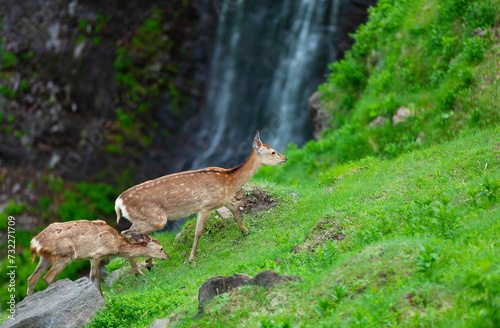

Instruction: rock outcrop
[0,0,211,182]
[308,91,331,139]
[1,277,105,328]
[197,270,301,314]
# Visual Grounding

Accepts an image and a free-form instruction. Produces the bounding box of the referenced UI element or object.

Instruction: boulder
[148,318,171,328]
[198,273,252,313]
[1,277,105,328]
[197,270,301,314]
[368,115,388,128]
[392,106,412,125]
[252,270,301,288]
[105,267,126,288]
[307,91,331,139]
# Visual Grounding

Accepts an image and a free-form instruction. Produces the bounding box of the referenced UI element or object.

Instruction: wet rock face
[0,0,377,182]
[336,0,379,59]
[0,0,211,181]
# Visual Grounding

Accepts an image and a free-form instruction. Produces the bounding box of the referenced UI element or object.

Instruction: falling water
[192,0,340,168]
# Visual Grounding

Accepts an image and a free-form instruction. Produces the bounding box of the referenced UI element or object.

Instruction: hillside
[1,0,499,326]
[259,0,500,184]
[83,0,500,326]
[83,127,499,327]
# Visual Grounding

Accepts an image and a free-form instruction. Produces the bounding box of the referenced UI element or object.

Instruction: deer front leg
[145,257,153,271]
[189,210,210,265]
[225,201,249,234]
[128,258,144,276]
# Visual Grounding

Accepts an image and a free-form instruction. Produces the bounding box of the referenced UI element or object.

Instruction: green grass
[1,0,499,326]
[81,126,500,327]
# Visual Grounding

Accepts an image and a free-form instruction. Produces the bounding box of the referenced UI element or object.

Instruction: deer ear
[130,233,144,243]
[143,235,153,244]
[253,130,263,151]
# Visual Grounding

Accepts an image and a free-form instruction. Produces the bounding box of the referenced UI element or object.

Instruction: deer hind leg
[27,256,51,296]
[43,257,71,286]
[120,210,168,240]
[225,201,249,234]
[121,213,168,272]
[90,257,103,293]
[189,210,211,265]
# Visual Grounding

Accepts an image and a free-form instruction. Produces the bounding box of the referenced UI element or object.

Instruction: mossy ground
[85,127,499,327]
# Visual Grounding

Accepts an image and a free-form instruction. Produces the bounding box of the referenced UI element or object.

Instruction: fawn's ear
[130,233,144,243]
[143,235,153,245]
[253,130,264,152]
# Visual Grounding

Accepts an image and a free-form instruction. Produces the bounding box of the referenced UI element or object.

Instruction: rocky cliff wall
[0,0,212,182]
[0,0,376,184]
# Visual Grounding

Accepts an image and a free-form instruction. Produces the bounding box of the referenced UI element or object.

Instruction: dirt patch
[230,185,278,216]
[293,219,345,253]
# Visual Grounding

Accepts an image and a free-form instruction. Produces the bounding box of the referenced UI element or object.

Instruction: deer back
[31,220,122,261]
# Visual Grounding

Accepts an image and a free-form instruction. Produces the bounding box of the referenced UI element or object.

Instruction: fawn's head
[130,234,169,260]
[253,131,287,166]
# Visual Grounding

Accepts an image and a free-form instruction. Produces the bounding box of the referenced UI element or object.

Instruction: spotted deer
[27,220,168,295]
[115,131,287,266]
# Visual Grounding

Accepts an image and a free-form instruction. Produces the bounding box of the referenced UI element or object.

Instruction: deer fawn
[27,220,168,295]
[115,131,287,266]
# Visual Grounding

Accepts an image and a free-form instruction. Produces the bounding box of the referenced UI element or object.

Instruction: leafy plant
[415,244,439,279]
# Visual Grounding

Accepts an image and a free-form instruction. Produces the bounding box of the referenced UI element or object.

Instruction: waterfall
[192,0,340,169]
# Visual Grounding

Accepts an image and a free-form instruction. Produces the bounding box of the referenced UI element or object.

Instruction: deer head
[253,131,287,166]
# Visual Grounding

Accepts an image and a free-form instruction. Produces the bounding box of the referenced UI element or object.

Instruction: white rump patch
[115,197,131,221]
[31,238,42,253]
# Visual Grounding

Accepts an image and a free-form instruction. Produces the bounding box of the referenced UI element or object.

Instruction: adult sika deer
[27,220,168,295]
[115,131,287,265]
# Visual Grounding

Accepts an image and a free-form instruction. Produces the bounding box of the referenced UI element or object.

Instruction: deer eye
[272,151,276,155]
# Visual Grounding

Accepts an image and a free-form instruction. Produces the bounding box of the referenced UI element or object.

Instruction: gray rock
[197,270,301,314]
[392,106,412,125]
[148,318,171,328]
[308,91,331,139]
[105,267,126,288]
[251,270,301,288]
[198,273,252,313]
[1,277,105,328]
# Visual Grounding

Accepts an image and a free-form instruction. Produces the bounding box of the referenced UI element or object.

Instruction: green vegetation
[82,128,500,327]
[56,182,118,222]
[259,0,500,184]
[1,0,499,326]
[83,0,500,326]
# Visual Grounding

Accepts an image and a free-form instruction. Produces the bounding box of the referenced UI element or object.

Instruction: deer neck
[227,150,262,191]
[117,240,148,257]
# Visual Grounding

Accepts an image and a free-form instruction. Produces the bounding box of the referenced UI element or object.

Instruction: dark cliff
[0,0,376,186]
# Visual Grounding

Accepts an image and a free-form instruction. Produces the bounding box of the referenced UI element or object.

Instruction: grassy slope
[3,0,499,326]
[86,127,500,327]
[259,0,500,184]
[86,0,500,326]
